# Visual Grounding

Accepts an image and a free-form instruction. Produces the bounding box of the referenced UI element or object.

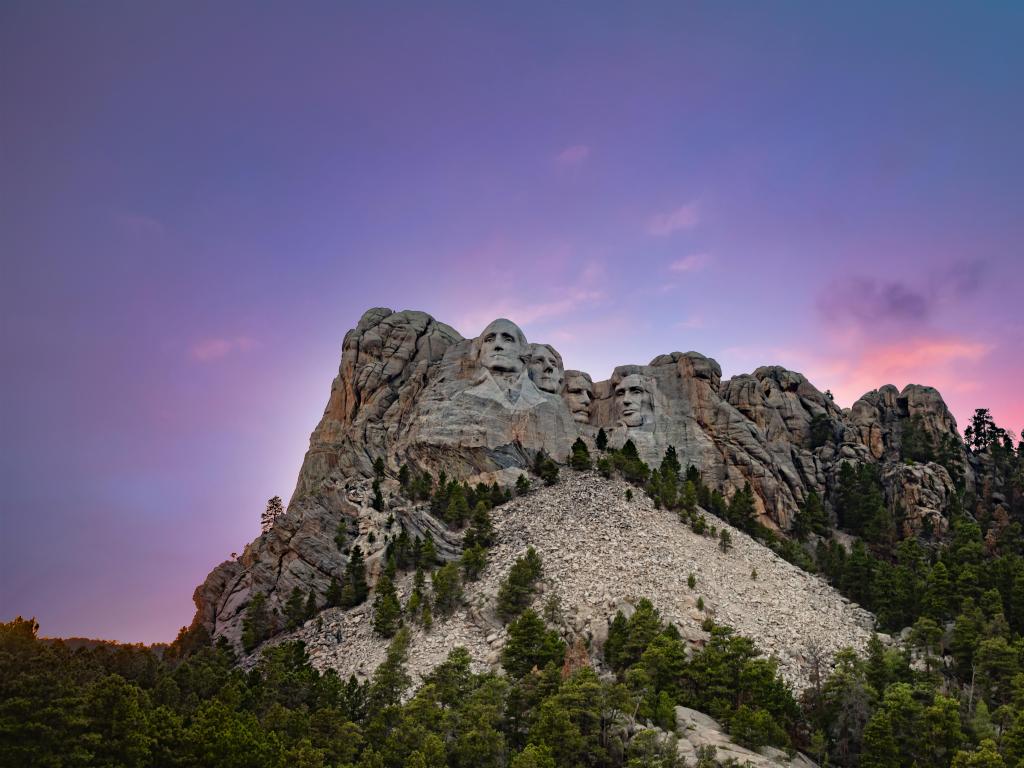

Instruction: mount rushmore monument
[194,307,968,645]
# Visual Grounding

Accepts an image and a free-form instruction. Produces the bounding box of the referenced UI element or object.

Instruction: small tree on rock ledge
[261,496,284,533]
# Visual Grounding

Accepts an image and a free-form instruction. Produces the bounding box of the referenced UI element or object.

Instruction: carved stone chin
[563,370,594,424]
[615,373,654,428]
[528,343,565,394]
[477,318,528,375]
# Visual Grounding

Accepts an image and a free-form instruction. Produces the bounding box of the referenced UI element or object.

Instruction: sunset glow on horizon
[2,2,1022,643]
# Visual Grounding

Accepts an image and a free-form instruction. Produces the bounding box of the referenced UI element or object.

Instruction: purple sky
[2,2,1022,643]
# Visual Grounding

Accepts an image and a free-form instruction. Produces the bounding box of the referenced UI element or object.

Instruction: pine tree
[325,576,343,608]
[398,463,410,488]
[342,546,369,608]
[502,609,566,678]
[719,528,733,552]
[461,544,487,581]
[261,496,284,533]
[241,592,272,652]
[570,438,592,471]
[596,427,608,451]
[371,479,385,512]
[445,483,470,527]
[727,483,756,533]
[497,547,543,622]
[373,456,386,479]
[516,473,531,496]
[285,586,307,630]
[431,563,463,617]
[304,589,317,621]
[372,574,402,637]
[792,491,828,540]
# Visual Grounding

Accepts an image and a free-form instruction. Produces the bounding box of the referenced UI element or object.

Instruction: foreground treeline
[6,592,1024,768]
[1,601,793,768]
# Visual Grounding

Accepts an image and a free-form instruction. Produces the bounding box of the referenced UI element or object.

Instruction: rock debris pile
[274,472,875,692]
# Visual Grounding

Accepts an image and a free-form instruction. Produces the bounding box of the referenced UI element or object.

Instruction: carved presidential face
[563,371,593,423]
[615,373,654,427]
[528,344,564,394]
[478,319,527,374]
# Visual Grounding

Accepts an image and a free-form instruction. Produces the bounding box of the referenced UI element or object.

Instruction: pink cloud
[647,202,699,236]
[190,336,259,362]
[554,144,591,167]
[669,253,711,273]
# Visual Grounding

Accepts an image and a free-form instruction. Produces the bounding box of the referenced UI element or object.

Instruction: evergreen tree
[261,495,285,533]
[860,711,899,768]
[372,574,402,637]
[398,463,410,488]
[497,547,544,622]
[595,427,608,451]
[792,491,828,540]
[569,438,592,471]
[727,483,756,533]
[371,479,385,512]
[325,576,343,608]
[516,473,531,496]
[461,543,487,581]
[431,563,463,617]
[367,628,411,714]
[502,609,566,678]
[445,483,471,527]
[373,456,386,479]
[342,546,369,608]
[285,586,307,630]
[719,528,733,553]
[682,481,698,516]
[241,592,273,652]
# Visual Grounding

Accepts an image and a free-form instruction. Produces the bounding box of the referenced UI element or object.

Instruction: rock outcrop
[194,306,970,649]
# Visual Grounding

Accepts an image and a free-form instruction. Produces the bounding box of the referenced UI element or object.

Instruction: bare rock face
[294,308,463,497]
[193,306,972,645]
[847,384,960,463]
[881,462,956,539]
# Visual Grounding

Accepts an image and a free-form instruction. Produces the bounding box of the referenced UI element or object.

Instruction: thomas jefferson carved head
[528,343,564,394]
[615,373,655,428]
[477,319,528,374]
[563,370,594,424]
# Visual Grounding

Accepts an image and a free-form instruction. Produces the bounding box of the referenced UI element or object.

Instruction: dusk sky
[2,2,1022,643]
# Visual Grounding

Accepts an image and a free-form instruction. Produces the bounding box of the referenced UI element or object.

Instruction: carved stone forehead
[616,373,651,391]
[564,370,593,387]
[529,343,563,366]
[480,318,526,346]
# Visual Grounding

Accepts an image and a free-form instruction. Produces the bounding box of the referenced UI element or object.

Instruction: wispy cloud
[190,336,259,362]
[554,144,591,167]
[453,259,607,336]
[675,314,706,330]
[817,262,988,332]
[646,202,699,236]
[458,289,605,333]
[817,277,931,329]
[669,253,711,273]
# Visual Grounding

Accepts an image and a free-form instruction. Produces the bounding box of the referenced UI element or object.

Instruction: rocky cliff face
[194,307,972,648]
